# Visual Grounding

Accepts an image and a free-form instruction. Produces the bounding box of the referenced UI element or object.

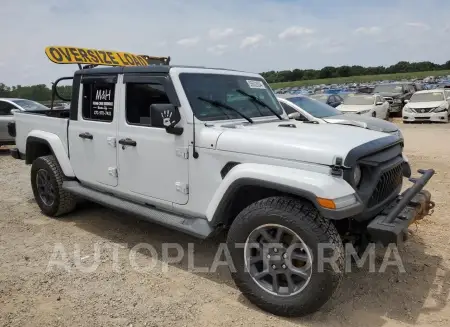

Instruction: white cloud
[1,0,450,85]
[176,37,200,47]
[208,28,236,40]
[240,34,265,49]
[353,26,382,35]
[207,44,228,55]
[406,22,430,30]
[278,26,315,39]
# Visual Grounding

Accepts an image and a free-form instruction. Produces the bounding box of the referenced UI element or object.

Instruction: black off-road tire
[30,155,77,217]
[227,196,344,317]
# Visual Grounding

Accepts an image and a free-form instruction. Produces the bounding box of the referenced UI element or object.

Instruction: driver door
[117,74,189,205]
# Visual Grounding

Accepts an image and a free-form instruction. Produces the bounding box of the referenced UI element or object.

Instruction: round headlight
[353,165,362,186]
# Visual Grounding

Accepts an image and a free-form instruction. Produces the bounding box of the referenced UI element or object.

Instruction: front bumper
[403,111,449,123]
[367,169,435,246]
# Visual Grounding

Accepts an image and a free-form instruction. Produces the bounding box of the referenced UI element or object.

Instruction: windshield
[179,73,284,121]
[310,94,329,103]
[343,95,375,105]
[410,92,444,102]
[286,96,342,118]
[373,84,403,93]
[11,99,49,111]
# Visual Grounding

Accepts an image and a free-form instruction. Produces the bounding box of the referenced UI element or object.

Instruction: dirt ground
[1,121,449,327]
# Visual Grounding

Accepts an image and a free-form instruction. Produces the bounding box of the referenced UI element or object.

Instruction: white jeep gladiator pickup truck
[8,48,435,317]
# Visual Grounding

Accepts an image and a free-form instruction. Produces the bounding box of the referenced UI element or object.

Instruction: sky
[1,0,450,86]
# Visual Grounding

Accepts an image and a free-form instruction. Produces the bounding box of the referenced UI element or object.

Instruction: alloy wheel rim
[244,223,313,297]
[36,169,55,206]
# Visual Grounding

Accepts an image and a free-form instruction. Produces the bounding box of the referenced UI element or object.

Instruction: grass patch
[269,70,450,89]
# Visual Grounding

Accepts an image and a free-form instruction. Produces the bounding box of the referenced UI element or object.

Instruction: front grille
[384,97,394,104]
[411,108,434,113]
[368,163,403,208]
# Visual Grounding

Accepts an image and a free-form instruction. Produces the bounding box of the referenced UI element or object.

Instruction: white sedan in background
[402,89,450,123]
[0,98,50,146]
[277,95,402,137]
[336,94,390,119]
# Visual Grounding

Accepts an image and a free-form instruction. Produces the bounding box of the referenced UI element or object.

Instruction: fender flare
[206,163,363,225]
[26,131,75,177]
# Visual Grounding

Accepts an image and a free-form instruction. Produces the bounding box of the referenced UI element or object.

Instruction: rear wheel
[31,155,77,217]
[227,196,344,317]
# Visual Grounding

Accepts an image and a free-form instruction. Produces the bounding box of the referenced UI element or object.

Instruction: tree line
[0,83,72,104]
[1,60,450,102]
[261,60,450,83]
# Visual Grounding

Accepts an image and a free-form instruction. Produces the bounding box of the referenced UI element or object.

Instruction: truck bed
[14,111,70,156]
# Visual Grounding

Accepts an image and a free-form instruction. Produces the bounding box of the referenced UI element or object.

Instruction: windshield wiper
[235,89,283,120]
[197,97,253,123]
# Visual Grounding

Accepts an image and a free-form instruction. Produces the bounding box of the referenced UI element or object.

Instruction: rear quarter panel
[14,112,69,155]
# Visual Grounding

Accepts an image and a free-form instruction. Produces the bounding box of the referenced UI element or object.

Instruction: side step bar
[62,181,214,239]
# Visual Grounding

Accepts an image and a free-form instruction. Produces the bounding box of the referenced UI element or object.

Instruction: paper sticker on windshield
[246,80,266,89]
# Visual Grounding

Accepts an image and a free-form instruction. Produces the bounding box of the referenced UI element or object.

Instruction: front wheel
[31,155,77,217]
[227,196,344,317]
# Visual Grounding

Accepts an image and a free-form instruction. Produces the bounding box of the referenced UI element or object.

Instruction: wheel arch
[209,178,320,228]
[206,163,361,227]
[26,132,75,177]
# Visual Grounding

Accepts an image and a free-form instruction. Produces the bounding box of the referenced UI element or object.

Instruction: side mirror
[375,101,383,106]
[288,112,300,119]
[446,97,450,101]
[295,114,308,121]
[10,109,20,114]
[404,99,410,103]
[150,103,183,135]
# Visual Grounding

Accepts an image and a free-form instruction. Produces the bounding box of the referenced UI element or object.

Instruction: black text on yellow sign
[45,46,151,67]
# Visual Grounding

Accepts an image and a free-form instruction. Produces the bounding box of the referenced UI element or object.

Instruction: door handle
[118,138,137,147]
[79,132,93,140]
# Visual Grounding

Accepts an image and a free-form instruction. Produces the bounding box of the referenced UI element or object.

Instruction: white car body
[277,96,403,140]
[402,89,450,123]
[11,63,434,317]
[337,94,390,119]
[0,98,50,145]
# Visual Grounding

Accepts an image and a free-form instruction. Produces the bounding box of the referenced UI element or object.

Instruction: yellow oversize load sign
[45,46,168,67]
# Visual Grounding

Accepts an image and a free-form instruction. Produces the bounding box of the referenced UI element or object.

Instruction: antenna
[192,110,199,159]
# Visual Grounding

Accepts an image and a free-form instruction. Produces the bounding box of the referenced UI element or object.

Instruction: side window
[280,101,297,115]
[82,81,115,122]
[0,101,15,115]
[376,96,382,103]
[125,83,170,126]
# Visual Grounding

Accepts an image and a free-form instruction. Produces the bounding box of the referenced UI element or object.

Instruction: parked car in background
[372,82,416,116]
[277,95,403,141]
[309,93,344,107]
[402,89,450,123]
[0,98,50,146]
[336,94,390,119]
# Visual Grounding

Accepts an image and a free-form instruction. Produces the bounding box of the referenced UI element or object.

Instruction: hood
[377,92,403,98]
[213,120,396,166]
[405,101,447,109]
[323,114,398,133]
[337,104,374,113]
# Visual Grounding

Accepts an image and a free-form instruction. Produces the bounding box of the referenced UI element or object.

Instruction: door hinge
[107,137,116,147]
[176,147,189,159]
[108,167,118,177]
[175,182,189,194]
